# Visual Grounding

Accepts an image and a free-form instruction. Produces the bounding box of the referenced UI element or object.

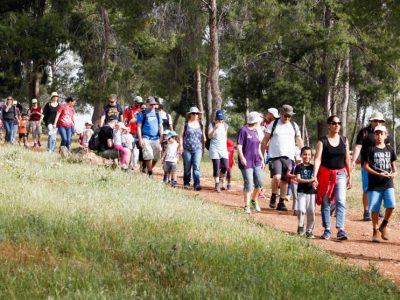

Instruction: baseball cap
[267,108,279,118]
[216,110,225,120]
[108,115,118,121]
[133,96,143,103]
[50,92,59,98]
[31,98,38,104]
[374,125,387,133]
[146,97,157,105]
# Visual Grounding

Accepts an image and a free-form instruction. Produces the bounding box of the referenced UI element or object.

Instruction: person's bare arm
[261,133,271,155]
[351,144,362,170]
[296,136,304,149]
[345,139,352,189]
[313,140,323,185]
[296,173,316,184]
[237,144,246,167]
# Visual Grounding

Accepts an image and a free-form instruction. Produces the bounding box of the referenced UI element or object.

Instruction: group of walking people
[1,93,397,243]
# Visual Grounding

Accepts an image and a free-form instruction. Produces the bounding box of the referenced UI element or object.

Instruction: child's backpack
[88,129,100,151]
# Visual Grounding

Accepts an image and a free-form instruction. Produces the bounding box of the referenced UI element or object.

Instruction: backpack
[88,128,100,151]
[270,118,297,140]
[205,122,228,150]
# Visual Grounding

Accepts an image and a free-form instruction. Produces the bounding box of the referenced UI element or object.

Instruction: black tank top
[320,135,346,170]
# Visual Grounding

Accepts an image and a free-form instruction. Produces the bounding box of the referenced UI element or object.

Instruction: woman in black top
[2,96,19,144]
[41,93,59,153]
[314,115,351,241]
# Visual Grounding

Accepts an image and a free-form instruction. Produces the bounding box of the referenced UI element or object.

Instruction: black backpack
[88,129,100,151]
[270,118,297,140]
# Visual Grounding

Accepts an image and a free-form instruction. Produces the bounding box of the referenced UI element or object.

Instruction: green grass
[0,146,399,299]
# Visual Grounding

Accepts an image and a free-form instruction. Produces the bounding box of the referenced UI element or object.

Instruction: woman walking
[27,98,43,147]
[208,110,229,192]
[314,115,352,240]
[2,96,20,144]
[53,97,76,152]
[237,112,265,214]
[42,92,60,153]
[179,107,206,191]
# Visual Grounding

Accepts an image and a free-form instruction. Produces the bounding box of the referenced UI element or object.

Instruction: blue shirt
[137,109,162,140]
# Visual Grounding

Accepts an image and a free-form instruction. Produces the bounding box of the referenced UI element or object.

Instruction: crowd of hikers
[0,93,397,243]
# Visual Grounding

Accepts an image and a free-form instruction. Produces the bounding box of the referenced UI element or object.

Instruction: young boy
[294,146,317,238]
[18,113,28,147]
[161,131,179,187]
[363,125,397,242]
[220,138,235,190]
[79,122,94,149]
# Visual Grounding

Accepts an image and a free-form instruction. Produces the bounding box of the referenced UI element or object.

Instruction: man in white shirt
[262,105,304,211]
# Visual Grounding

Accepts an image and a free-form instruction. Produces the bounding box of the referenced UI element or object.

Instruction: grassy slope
[0,147,398,299]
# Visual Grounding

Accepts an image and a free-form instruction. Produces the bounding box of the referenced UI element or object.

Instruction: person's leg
[149,140,160,171]
[10,123,17,144]
[192,149,202,189]
[334,172,347,237]
[250,166,264,211]
[306,194,316,234]
[278,157,291,209]
[269,158,282,208]
[369,190,382,242]
[212,159,221,191]
[292,181,298,211]
[226,169,232,189]
[321,194,331,239]
[182,149,192,187]
[58,126,67,147]
[3,120,11,142]
[361,167,371,220]
[219,158,228,190]
[297,193,306,231]
[240,168,253,213]
[379,188,396,240]
[66,127,73,149]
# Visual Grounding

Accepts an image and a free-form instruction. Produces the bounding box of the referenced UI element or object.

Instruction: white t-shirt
[122,133,134,149]
[165,141,179,163]
[266,119,301,159]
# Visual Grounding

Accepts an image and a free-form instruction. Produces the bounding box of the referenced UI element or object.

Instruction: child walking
[113,122,131,170]
[220,138,235,190]
[18,113,28,147]
[294,146,317,238]
[363,125,397,242]
[161,131,179,187]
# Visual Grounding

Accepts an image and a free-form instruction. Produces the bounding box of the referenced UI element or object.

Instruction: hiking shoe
[220,177,225,190]
[60,146,70,158]
[276,200,288,211]
[244,206,251,214]
[170,181,178,188]
[379,225,389,240]
[372,229,380,243]
[194,186,202,191]
[38,141,41,147]
[306,232,314,239]
[297,226,305,236]
[250,200,261,212]
[227,184,232,190]
[321,229,331,240]
[269,194,277,208]
[215,182,221,193]
[337,229,348,241]
[293,210,298,216]
[363,210,372,221]
[183,185,190,190]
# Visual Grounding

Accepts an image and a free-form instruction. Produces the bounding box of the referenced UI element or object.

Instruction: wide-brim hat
[369,111,385,122]
[280,104,295,116]
[247,111,263,124]
[50,92,59,98]
[187,106,201,115]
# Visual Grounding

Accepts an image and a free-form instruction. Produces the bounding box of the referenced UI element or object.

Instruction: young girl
[162,131,179,187]
[79,122,94,149]
[122,126,134,152]
[220,138,235,190]
[113,122,131,170]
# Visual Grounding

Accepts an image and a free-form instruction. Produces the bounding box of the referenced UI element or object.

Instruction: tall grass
[0,146,398,299]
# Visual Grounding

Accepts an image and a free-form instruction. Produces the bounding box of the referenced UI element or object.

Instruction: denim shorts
[361,167,368,193]
[368,188,396,213]
[240,166,264,192]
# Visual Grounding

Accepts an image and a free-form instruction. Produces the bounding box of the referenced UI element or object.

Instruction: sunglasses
[7,98,12,100]
[372,120,383,123]
[283,114,292,118]
[330,121,341,126]
[150,104,157,106]
[190,112,199,115]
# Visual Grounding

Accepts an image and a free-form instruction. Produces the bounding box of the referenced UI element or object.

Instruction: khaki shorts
[142,139,161,161]
[29,121,42,138]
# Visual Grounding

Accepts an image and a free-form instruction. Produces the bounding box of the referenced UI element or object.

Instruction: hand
[178,146,183,155]
[240,157,247,167]
[350,161,355,172]
[214,122,221,129]
[312,181,318,190]
[381,172,392,178]
[261,161,265,169]
[347,177,352,189]
[391,172,397,178]
[139,139,144,149]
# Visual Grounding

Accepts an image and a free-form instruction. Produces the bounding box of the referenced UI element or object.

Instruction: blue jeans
[4,119,17,144]
[58,126,73,149]
[321,172,347,231]
[183,149,202,188]
[47,124,57,152]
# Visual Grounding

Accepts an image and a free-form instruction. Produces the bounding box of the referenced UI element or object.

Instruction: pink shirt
[57,104,75,128]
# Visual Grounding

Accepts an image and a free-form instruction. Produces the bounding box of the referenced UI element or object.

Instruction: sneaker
[244,206,251,214]
[163,175,168,183]
[194,186,202,191]
[372,229,380,243]
[215,182,221,193]
[170,181,178,188]
[337,229,348,241]
[250,200,261,212]
[321,229,331,240]
[183,185,190,190]
[297,226,305,236]
[60,146,70,158]
[363,210,372,221]
[276,200,288,211]
[379,225,389,240]
[269,194,277,208]
[227,184,232,191]
[220,177,225,190]
[293,210,298,216]
[306,232,314,239]
[37,141,41,147]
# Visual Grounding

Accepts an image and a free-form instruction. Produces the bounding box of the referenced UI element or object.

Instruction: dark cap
[146,97,157,105]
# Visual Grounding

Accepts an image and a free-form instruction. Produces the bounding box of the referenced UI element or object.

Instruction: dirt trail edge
[154,170,400,284]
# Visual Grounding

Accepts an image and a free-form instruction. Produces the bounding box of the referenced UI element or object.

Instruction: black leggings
[212,158,228,178]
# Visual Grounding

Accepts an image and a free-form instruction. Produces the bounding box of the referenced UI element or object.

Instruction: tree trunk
[392,93,396,153]
[330,60,342,115]
[206,66,213,125]
[92,100,104,129]
[195,65,204,114]
[208,0,222,116]
[341,52,350,136]
[350,96,362,147]
[29,61,40,100]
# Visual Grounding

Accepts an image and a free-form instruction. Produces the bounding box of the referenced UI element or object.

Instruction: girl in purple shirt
[237,112,265,214]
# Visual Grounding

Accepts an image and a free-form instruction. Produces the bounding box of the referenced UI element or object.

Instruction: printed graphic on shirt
[372,151,392,173]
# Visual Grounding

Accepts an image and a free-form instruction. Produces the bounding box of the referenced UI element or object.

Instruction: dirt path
[153,169,400,284]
